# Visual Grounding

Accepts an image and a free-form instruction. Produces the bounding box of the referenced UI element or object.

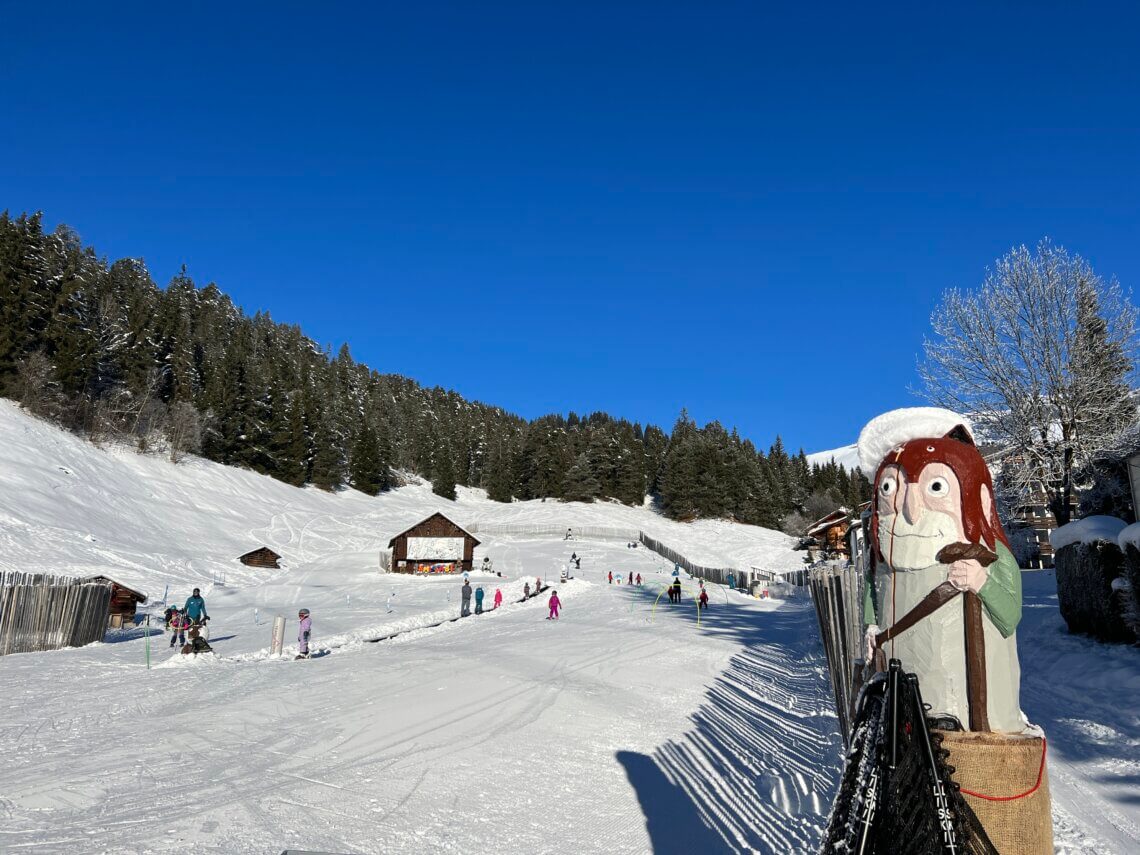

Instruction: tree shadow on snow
[618,587,844,853]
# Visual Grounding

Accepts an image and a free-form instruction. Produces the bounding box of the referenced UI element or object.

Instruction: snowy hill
[805,442,860,472]
[0,399,802,599]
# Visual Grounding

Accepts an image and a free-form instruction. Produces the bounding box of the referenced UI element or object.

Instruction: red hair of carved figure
[871,435,1011,564]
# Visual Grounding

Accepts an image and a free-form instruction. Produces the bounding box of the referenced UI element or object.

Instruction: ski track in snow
[0,401,1138,853]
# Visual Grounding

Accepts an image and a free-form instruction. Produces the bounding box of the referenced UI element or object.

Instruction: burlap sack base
[937,729,1053,855]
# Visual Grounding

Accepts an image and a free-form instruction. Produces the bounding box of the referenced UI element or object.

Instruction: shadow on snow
[616,583,844,853]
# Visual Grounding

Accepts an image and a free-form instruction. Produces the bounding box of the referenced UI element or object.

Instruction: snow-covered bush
[1118,523,1140,637]
[1051,516,1134,642]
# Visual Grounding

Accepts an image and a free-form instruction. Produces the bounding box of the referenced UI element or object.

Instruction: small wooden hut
[388,512,480,574]
[806,509,853,558]
[85,576,148,629]
[238,547,282,569]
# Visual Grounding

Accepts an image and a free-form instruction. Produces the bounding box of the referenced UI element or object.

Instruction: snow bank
[1050,515,1128,552]
[1118,521,1140,553]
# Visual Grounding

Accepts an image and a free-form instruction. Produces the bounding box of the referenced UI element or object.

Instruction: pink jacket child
[493,588,503,609]
[297,608,312,658]
[548,591,561,620]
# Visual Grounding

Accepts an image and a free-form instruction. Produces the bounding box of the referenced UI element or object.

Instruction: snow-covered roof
[1049,516,1128,551]
[805,509,851,537]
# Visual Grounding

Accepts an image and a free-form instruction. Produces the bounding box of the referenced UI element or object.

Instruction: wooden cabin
[238,547,282,569]
[388,513,480,574]
[85,576,147,629]
[806,509,853,559]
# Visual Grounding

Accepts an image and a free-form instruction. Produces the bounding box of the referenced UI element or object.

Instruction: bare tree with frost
[919,240,1138,526]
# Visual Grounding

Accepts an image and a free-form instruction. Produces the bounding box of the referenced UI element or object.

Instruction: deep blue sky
[2,2,1138,454]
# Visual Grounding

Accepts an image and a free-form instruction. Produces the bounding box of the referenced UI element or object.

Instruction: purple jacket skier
[297,608,312,657]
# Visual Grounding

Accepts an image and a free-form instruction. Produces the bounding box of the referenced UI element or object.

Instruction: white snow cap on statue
[857,407,974,477]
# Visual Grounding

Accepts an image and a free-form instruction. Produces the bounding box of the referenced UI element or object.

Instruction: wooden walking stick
[937,542,998,732]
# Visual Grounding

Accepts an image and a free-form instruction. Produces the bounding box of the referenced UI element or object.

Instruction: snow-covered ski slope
[1,400,1138,854]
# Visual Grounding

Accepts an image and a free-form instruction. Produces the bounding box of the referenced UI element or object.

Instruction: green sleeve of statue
[978,541,1022,637]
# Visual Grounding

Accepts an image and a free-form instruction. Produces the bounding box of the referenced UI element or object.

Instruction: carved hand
[947,558,988,593]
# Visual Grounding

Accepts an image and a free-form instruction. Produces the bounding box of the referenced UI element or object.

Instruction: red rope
[959,737,1047,802]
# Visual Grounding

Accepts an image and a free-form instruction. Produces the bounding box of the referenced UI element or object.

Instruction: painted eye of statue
[926,477,949,497]
[879,478,896,496]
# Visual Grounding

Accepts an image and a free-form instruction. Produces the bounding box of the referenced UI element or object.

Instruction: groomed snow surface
[1,400,1138,853]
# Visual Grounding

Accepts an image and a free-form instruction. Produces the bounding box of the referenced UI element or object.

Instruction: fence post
[271,615,286,656]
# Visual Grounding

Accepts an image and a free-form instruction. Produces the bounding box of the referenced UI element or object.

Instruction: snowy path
[0,539,841,854]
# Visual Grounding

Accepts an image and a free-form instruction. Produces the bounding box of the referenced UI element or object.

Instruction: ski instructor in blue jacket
[183,588,209,624]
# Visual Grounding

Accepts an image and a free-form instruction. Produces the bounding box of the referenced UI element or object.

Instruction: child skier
[296,608,312,659]
[699,588,709,610]
[607,571,613,584]
[523,581,531,599]
[627,571,633,585]
[635,573,642,586]
[169,609,190,648]
[475,586,485,615]
[548,590,561,620]
[493,588,503,609]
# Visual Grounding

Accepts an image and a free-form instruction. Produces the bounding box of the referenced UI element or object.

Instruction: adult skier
[183,588,208,625]
[296,608,312,659]
[460,580,473,617]
[672,578,682,603]
[627,571,633,585]
[474,586,485,615]
[547,590,561,620]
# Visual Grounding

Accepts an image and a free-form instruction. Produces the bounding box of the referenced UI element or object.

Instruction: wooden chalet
[85,576,147,629]
[388,512,480,574]
[238,547,282,569]
[805,508,853,558]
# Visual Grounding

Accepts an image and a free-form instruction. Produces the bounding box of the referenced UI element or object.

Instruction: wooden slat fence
[637,532,737,585]
[464,522,795,591]
[808,561,865,744]
[0,572,113,656]
[465,522,640,541]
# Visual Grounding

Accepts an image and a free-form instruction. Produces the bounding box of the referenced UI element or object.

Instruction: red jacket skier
[548,590,561,620]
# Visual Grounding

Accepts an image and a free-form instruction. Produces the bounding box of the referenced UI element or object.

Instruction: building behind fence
[0,572,113,656]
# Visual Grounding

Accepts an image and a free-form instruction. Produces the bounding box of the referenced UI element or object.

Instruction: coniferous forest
[0,212,870,527]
